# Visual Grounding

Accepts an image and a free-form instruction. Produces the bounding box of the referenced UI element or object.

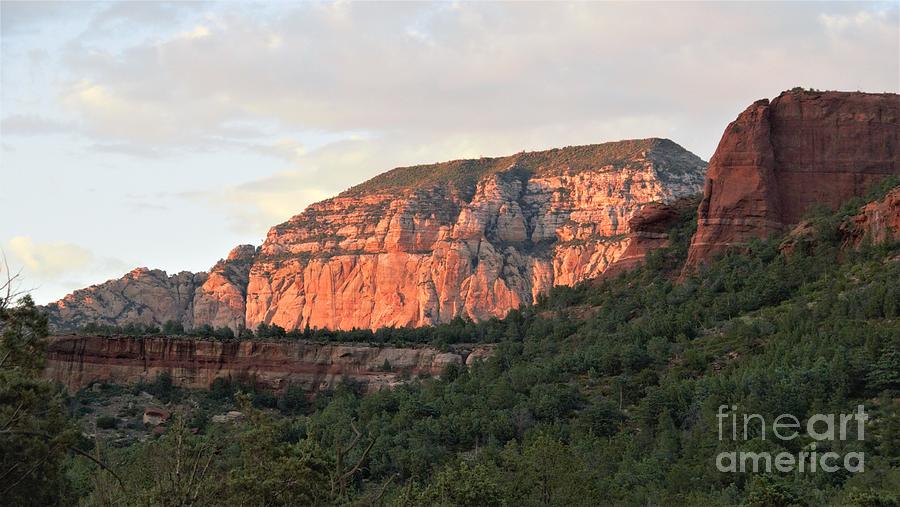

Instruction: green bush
[96,416,118,430]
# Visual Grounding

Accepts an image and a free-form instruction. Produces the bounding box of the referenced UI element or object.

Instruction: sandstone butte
[683,89,899,271]
[43,138,707,333]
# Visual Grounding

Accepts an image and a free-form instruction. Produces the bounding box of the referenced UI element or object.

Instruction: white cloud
[62,79,183,143]
[90,142,164,158]
[820,10,874,32]
[183,171,332,234]
[2,236,132,304]
[251,138,307,164]
[0,1,85,36]
[182,24,211,40]
[6,236,94,277]
[37,2,894,160]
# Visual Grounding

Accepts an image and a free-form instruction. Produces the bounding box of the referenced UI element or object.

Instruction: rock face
[246,139,705,330]
[603,198,696,277]
[841,186,900,249]
[45,139,706,332]
[45,245,257,332]
[43,335,493,393]
[46,268,206,332]
[685,90,899,269]
[192,245,257,331]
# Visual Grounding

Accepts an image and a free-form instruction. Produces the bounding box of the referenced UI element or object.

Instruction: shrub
[96,416,118,430]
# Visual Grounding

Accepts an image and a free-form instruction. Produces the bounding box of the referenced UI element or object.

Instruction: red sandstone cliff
[44,138,706,332]
[44,335,493,393]
[685,90,899,269]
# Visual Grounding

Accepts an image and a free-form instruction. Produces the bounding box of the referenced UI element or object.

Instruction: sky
[1,1,898,304]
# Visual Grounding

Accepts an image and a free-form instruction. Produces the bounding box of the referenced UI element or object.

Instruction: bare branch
[1,402,24,431]
[0,463,20,484]
[0,250,26,311]
[340,436,377,483]
[0,454,51,496]
[0,350,10,370]
[369,473,398,505]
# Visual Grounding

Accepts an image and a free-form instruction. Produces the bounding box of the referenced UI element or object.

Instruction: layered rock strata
[44,335,493,393]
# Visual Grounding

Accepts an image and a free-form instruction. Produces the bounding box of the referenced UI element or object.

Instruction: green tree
[501,434,596,505]
[85,416,221,506]
[416,461,504,507]
[278,384,308,415]
[744,475,801,507]
[214,326,235,340]
[868,349,900,394]
[162,319,184,335]
[0,286,79,504]
[222,394,331,506]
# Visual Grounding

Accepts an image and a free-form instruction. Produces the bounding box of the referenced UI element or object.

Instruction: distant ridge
[343,138,702,196]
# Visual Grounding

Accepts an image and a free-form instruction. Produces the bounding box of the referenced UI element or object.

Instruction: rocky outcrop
[603,197,696,277]
[45,268,206,332]
[685,90,899,269]
[192,245,257,331]
[44,245,257,332]
[46,139,706,332]
[841,186,900,249]
[246,139,705,330]
[44,335,494,393]
[779,186,900,255]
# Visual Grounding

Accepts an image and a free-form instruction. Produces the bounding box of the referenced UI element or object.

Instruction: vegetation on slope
[341,138,703,197]
[4,183,900,506]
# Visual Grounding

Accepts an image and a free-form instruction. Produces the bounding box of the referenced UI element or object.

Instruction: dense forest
[2,182,899,506]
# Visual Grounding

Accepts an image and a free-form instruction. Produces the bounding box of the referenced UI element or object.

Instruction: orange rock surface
[45,139,706,331]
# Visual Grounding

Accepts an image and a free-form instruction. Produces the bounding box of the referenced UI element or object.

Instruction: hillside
[30,179,900,506]
[11,89,900,506]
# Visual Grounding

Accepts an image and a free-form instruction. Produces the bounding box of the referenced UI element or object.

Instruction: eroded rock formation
[779,186,900,256]
[603,197,696,277]
[45,138,706,332]
[192,245,257,331]
[841,186,900,249]
[685,90,899,269]
[44,335,493,393]
[45,245,257,332]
